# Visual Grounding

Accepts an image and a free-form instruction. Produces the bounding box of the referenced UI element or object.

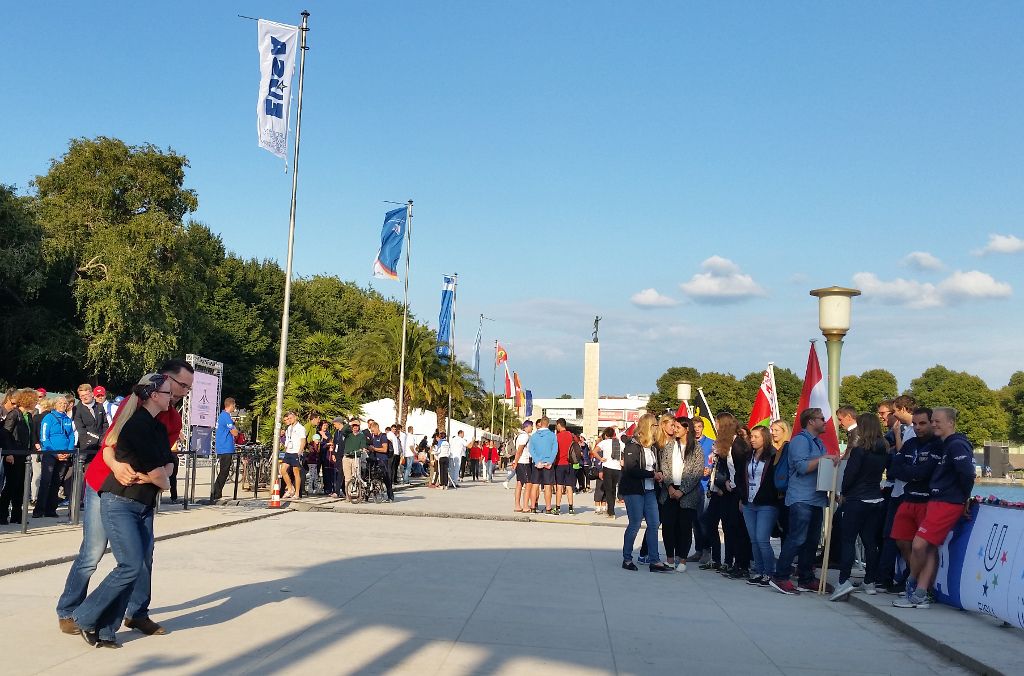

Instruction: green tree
[839,369,899,414]
[909,365,1008,446]
[32,137,217,387]
[1000,371,1024,442]
[648,366,701,414]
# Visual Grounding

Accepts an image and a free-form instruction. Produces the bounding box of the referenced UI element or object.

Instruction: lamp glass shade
[810,286,860,334]
[676,383,692,400]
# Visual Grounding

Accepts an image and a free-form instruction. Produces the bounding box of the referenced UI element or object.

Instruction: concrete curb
[0,508,292,578]
[847,595,1004,676]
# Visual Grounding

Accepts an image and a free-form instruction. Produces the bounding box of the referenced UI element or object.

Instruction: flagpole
[489,340,498,432]
[396,199,413,425]
[268,9,309,506]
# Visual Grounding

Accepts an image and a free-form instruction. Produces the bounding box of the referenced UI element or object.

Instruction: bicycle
[346,453,388,504]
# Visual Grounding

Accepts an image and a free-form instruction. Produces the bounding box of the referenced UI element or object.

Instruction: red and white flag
[504,364,515,399]
[792,344,840,456]
[747,363,780,429]
[674,400,690,418]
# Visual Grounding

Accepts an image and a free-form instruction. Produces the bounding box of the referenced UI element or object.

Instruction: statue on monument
[593,315,601,343]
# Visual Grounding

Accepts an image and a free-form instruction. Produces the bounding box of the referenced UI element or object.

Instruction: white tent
[357,398,498,444]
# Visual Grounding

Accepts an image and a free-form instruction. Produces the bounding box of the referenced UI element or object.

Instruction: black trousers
[702,493,725,563]
[471,458,481,481]
[211,454,233,500]
[438,457,449,487]
[722,493,751,568]
[0,456,27,522]
[661,501,696,560]
[839,499,884,584]
[602,468,620,516]
[876,493,903,586]
[576,467,589,492]
[168,453,180,500]
[377,455,394,500]
[33,454,69,516]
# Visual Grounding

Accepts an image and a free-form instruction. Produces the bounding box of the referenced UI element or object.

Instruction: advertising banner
[189,371,219,428]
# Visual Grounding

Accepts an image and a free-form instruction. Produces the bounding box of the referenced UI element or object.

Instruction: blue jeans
[72,492,154,640]
[57,486,153,622]
[623,490,661,563]
[743,504,778,576]
[774,502,823,582]
[449,456,461,485]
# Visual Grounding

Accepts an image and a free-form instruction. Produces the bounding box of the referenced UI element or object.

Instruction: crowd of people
[1,383,125,524]
[4,365,978,648]
[507,397,975,609]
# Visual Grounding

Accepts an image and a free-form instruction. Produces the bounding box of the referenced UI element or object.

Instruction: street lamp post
[809,286,861,413]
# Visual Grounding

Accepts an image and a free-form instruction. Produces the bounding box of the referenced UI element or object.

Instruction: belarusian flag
[504,364,514,399]
[747,364,781,429]
[792,344,840,456]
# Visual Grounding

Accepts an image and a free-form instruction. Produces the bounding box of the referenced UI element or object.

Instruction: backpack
[773,441,790,491]
[610,438,621,461]
[568,440,584,466]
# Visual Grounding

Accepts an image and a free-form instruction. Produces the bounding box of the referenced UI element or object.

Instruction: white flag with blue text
[257,19,299,160]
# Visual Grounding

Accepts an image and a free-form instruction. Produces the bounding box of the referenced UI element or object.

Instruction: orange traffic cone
[268,481,283,509]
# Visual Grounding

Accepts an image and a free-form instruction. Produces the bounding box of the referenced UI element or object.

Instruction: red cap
[93,386,107,397]
[36,388,46,396]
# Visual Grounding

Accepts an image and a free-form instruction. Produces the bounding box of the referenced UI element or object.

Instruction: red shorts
[890,501,928,541]
[915,501,964,546]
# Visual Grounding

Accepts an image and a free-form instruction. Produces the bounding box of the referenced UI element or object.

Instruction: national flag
[691,389,717,441]
[504,364,514,399]
[496,343,508,365]
[793,343,840,456]
[747,364,781,429]
[513,372,524,407]
[256,20,299,160]
[437,275,455,363]
[471,322,482,375]
[674,400,690,418]
[371,207,407,280]
[525,390,533,417]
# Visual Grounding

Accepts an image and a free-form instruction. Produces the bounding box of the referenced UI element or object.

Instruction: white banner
[189,371,219,428]
[256,19,299,159]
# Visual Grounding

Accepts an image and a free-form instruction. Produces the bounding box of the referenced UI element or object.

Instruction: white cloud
[630,288,679,308]
[853,269,1011,309]
[901,251,943,271]
[937,270,1012,301]
[975,233,1024,256]
[679,256,766,304]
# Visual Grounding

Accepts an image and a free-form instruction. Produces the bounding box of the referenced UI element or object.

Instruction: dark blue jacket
[889,434,940,503]
[929,433,975,504]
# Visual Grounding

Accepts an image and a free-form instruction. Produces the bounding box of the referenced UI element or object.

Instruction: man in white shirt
[449,430,468,488]
[386,425,401,486]
[281,411,306,499]
[510,421,534,511]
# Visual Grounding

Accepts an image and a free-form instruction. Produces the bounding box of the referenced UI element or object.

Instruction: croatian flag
[437,275,455,362]
[372,207,407,280]
[256,19,299,160]
[793,344,840,456]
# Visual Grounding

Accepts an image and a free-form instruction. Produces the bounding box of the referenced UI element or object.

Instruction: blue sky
[6,2,1023,398]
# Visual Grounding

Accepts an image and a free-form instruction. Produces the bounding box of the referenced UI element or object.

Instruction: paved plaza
[0,478,991,675]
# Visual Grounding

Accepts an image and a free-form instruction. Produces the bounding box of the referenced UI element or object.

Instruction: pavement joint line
[297,501,631,528]
[846,594,1003,676]
[0,508,292,578]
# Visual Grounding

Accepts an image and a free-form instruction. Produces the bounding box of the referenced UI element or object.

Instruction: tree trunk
[435,406,448,435]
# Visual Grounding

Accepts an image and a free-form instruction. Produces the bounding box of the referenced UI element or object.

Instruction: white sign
[256,19,299,159]
[189,371,219,428]
[545,408,578,419]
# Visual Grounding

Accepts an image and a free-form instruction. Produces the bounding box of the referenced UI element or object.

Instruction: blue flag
[525,390,533,417]
[437,275,455,362]
[471,322,482,375]
[372,207,407,280]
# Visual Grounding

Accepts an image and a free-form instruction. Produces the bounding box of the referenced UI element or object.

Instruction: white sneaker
[676,563,687,573]
[502,481,509,489]
[863,582,877,595]
[830,579,855,602]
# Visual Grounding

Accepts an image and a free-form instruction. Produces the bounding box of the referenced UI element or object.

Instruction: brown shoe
[124,616,166,635]
[58,617,81,635]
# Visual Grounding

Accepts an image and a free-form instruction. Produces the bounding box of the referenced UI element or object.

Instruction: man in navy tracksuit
[893,407,974,609]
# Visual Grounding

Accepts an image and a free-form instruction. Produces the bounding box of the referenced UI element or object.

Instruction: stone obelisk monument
[583,316,601,440]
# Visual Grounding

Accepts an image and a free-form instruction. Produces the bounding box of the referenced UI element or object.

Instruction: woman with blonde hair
[770,419,793,543]
[620,413,672,572]
[72,373,176,648]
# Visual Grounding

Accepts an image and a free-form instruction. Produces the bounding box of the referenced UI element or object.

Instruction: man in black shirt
[73,384,108,463]
[368,421,394,502]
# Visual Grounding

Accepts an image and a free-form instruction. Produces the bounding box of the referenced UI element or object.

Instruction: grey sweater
[659,438,705,510]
